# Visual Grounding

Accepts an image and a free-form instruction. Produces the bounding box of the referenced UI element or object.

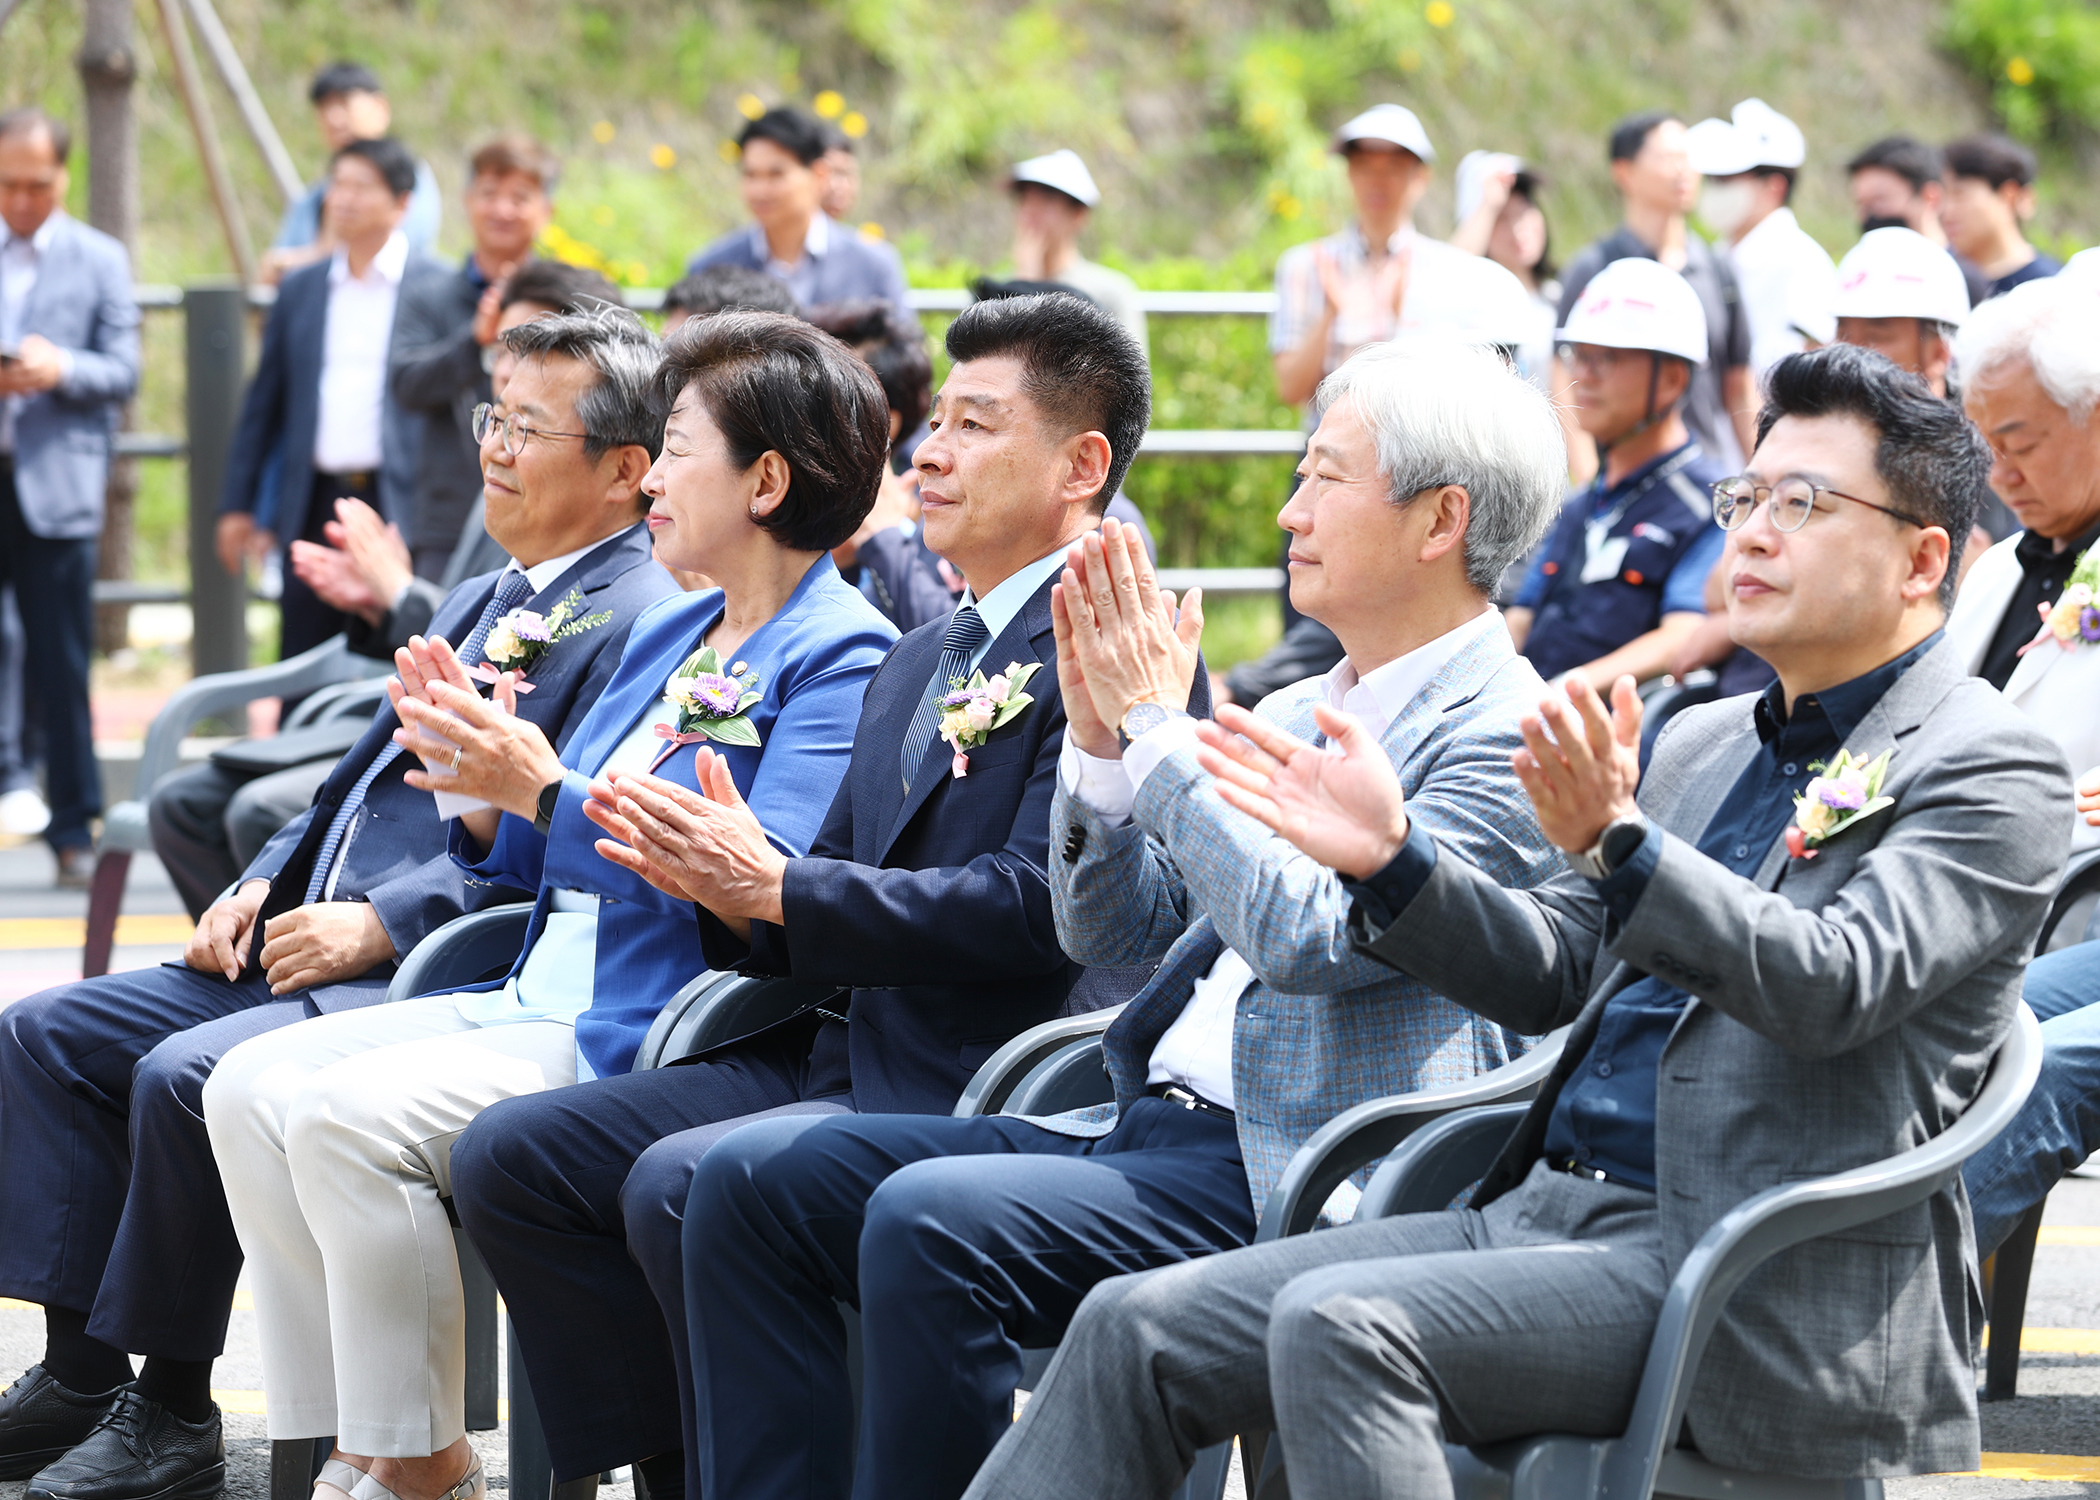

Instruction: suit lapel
[2001,628,2065,704]
[862,624,943,854]
[15,218,60,332]
[1949,542,2023,675]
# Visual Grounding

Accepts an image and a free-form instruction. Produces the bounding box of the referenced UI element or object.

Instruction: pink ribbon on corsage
[951,750,971,779]
[648,723,709,773]
[469,662,536,693]
[1783,826,1818,861]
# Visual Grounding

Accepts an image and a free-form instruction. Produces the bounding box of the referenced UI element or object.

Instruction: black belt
[317,468,375,491]
[1145,1083,1236,1121]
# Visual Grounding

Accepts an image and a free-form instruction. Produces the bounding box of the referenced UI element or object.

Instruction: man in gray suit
[0,107,140,885]
[962,344,2073,1499]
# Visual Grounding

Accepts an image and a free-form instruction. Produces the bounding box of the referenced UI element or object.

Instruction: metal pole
[185,283,248,675]
[152,0,256,285]
[180,0,305,206]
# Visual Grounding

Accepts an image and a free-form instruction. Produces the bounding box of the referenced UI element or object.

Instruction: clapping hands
[1048,517,1203,758]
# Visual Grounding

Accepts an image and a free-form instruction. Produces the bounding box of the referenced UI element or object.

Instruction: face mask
[1859,214,1911,235]
[1698,179,1760,238]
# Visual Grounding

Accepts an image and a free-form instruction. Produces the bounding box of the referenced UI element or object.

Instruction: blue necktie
[303,569,537,904]
[900,605,990,792]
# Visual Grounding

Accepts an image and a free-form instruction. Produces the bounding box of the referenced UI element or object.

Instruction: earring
[749,505,760,518]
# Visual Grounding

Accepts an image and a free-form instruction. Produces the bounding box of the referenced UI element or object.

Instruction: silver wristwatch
[1567,813,1649,882]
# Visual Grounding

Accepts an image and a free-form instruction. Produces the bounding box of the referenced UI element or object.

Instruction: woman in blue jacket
[202,312,897,1500]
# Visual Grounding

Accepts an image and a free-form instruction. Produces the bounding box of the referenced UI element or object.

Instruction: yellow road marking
[1983,1327,2100,1355]
[2038,1225,2100,1246]
[1965,1454,2100,1481]
[0,914,192,949]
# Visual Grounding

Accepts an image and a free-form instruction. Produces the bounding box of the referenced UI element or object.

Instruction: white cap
[1556,258,1710,364]
[1010,149,1100,208]
[1455,150,1524,224]
[1832,228,1970,327]
[1686,98,1807,177]
[1332,104,1436,163]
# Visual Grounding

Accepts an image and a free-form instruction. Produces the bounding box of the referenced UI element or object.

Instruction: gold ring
[450,745,464,772]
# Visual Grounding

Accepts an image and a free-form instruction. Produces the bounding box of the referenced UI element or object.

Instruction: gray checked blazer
[1042,619,1566,1214]
[1357,636,2073,1477]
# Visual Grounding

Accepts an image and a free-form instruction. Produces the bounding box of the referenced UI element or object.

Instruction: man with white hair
[679,338,1570,1500]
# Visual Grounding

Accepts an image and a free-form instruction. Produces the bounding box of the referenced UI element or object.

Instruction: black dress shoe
[0,1367,123,1480]
[24,1391,223,1500]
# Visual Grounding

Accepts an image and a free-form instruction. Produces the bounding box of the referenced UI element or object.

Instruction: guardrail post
[184,280,247,675]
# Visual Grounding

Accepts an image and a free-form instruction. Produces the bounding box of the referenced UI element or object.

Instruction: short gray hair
[499,304,665,462]
[1315,337,1568,593]
[1953,276,2100,424]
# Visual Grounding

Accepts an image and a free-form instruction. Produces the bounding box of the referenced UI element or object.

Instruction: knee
[0,986,66,1074]
[623,1135,701,1248]
[860,1159,996,1287]
[201,1033,296,1153]
[684,1116,837,1241]
[451,1094,543,1226]
[1267,1267,1411,1389]
[133,1032,217,1126]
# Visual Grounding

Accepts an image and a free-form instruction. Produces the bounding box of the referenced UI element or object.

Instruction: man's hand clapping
[290,498,416,624]
[1049,517,1203,757]
[1194,703,1411,879]
[1513,675,1645,855]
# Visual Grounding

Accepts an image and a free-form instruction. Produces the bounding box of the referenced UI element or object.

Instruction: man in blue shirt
[1509,256,1727,688]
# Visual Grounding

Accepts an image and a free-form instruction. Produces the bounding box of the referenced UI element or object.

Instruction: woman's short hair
[1314,336,1567,594]
[806,299,935,440]
[652,311,891,552]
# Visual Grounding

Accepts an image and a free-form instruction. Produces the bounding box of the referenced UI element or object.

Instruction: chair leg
[81,849,132,979]
[269,1436,333,1500]
[1985,1199,2048,1400]
[456,1227,500,1431]
[508,1315,554,1500]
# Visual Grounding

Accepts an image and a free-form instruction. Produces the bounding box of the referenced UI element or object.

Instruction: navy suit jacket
[242,525,677,1009]
[220,251,433,542]
[697,573,1210,1114]
[686,217,910,314]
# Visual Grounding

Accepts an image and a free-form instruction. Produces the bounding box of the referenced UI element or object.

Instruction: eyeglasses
[472,403,590,457]
[1711,476,1922,534]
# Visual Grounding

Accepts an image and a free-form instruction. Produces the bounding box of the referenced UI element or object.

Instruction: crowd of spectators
[3,59,2100,1500]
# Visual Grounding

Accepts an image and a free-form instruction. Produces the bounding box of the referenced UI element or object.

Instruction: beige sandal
[314,1459,371,1500]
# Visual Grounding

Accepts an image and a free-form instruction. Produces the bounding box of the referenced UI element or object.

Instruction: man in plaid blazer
[679,339,1570,1500]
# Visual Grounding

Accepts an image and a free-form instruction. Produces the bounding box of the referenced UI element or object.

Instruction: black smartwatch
[532,779,563,836]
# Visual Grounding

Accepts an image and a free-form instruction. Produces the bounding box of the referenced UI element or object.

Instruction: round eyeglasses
[1711,476,1922,534]
[471,403,591,458]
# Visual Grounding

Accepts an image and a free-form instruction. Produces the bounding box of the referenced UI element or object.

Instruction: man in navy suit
[218,136,429,662]
[0,309,678,1500]
[0,107,140,882]
[447,292,1170,1500]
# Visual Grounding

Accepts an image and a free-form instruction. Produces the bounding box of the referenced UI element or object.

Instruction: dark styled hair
[942,292,1151,513]
[500,261,623,315]
[1943,133,2038,191]
[0,107,70,167]
[309,61,384,104]
[1609,110,1681,164]
[652,311,891,551]
[1755,344,1988,608]
[1752,165,1799,205]
[333,137,416,199]
[807,299,934,440]
[820,120,856,156]
[1508,167,1556,280]
[737,107,828,167]
[662,265,801,319]
[499,305,665,465]
[470,132,559,195]
[1846,136,1942,193]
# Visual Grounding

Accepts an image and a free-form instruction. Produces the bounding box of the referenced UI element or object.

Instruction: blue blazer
[452,557,896,1078]
[5,213,140,539]
[243,525,678,1010]
[220,251,433,543]
[686,217,910,314]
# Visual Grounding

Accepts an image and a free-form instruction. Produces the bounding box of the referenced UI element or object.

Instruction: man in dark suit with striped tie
[0,308,677,1500]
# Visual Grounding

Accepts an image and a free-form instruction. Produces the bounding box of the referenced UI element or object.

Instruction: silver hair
[499,303,665,460]
[1953,276,2100,424]
[1314,337,1568,594]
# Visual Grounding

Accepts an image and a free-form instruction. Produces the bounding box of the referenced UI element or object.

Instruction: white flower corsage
[1785,748,1894,861]
[2020,547,2100,657]
[649,647,763,771]
[936,661,1042,778]
[472,587,613,692]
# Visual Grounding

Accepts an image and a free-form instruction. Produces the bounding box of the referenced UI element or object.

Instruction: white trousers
[202,995,577,1454]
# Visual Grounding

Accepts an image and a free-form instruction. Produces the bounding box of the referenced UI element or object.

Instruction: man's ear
[1416,484,1472,566]
[1905,525,1953,604]
[607,444,654,506]
[1060,431,1114,510]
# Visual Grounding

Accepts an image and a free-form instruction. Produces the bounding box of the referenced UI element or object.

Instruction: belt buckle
[1162,1085,1201,1111]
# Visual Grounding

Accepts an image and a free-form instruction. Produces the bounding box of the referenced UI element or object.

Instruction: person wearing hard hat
[1007,148,1146,354]
[1831,226,1969,400]
[1687,98,1837,380]
[1507,257,1729,688]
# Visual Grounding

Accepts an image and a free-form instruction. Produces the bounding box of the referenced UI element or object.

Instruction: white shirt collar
[958,543,1072,647]
[509,523,638,595]
[3,211,63,254]
[751,213,832,266]
[329,230,410,288]
[1347,220,1417,257]
[1320,608,1505,740]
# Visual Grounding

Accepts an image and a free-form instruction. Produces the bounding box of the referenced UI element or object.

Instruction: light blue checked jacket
[1040,620,1565,1217]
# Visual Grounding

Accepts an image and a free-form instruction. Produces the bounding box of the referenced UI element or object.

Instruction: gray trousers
[963,1161,1667,1500]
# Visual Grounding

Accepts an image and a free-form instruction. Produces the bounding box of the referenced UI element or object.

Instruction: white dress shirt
[1061,608,1508,1109]
[0,212,67,453]
[313,232,409,474]
[1725,207,1837,380]
[949,543,1071,675]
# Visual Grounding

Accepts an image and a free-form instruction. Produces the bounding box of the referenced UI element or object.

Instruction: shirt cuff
[1122,714,1203,795]
[1343,819,1440,934]
[1592,821,1663,926]
[1057,739,1135,828]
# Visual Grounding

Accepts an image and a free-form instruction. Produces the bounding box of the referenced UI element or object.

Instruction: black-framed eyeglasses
[472,403,591,458]
[1711,476,1922,534]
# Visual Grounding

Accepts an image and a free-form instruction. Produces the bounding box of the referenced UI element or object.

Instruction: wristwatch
[1117,700,1189,750]
[532,779,563,836]
[1566,813,1649,882]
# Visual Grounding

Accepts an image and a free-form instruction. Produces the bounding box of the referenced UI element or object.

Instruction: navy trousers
[0,961,378,1359]
[449,1016,851,1488]
[0,457,101,850]
[683,1098,1256,1500]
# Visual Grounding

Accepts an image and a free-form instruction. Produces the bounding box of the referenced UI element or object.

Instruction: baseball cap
[1010,149,1100,208]
[1557,258,1710,364]
[1332,104,1436,163]
[1686,98,1807,177]
[1832,228,1971,327]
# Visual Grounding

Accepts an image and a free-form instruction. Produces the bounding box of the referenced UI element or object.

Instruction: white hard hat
[1686,97,1807,177]
[1332,104,1436,163]
[1010,149,1100,208]
[1406,249,1540,348]
[1556,258,1709,364]
[2062,246,2100,285]
[1832,228,1970,327]
[1454,150,1524,224]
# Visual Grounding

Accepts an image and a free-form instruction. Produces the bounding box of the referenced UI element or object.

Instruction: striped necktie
[302,569,538,904]
[900,604,990,792]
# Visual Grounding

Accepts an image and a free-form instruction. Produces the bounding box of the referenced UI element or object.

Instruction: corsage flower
[1785,748,1894,860]
[474,587,613,691]
[650,646,763,770]
[2020,549,2100,657]
[936,661,1043,778]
